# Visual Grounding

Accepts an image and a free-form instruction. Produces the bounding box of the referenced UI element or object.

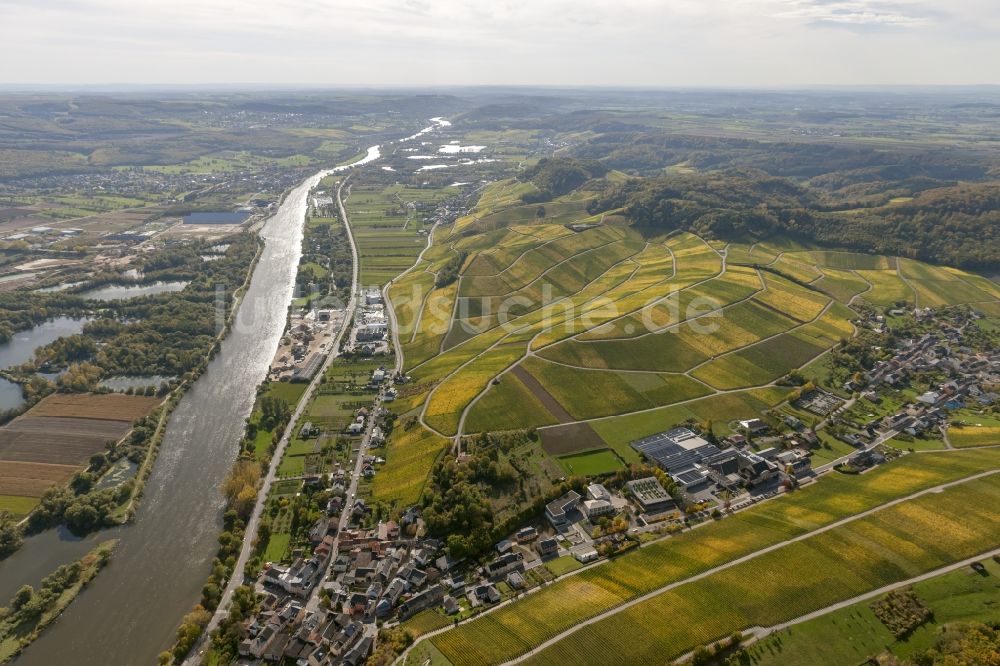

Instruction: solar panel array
[631,428,722,473]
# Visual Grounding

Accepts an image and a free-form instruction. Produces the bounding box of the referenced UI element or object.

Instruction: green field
[522,475,1000,665]
[452,474,1000,666]
[557,449,624,476]
[948,415,1000,448]
[463,370,559,433]
[341,181,455,285]
[520,356,712,420]
[545,555,584,576]
[856,269,914,306]
[250,381,309,460]
[0,494,40,518]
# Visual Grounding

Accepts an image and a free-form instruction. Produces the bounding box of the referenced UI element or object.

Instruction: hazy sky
[1,0,998,86]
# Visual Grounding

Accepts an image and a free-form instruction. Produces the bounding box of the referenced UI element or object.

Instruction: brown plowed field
[538,421,607,455]
[0,461,78,497]
[28,393,161,421]
[0,392,160,515]
[0,416,130,465]
[510,365,573,422]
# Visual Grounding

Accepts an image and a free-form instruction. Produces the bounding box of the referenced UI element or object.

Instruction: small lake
[0,377,24,411]
[99,375,173,391]
[182,211,250,225]
[81,281,188,301]
[0,272,38,284]
[439,144,486,154]
[0,316,90,369]
[35,281,87,293]
[93,458,139,491]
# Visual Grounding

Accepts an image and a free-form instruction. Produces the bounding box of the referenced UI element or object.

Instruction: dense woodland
[22,234,259,380]
[518,157,608,202]
[577,163,1000,269]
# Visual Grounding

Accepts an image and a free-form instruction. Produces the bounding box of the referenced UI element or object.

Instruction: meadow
[556,449,625,476]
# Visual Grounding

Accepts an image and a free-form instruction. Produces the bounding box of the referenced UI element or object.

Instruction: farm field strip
[404,240,665,408]
[426,453,1000,665]
[514,474,1000,666]
[520,245,726,351]
[740,548,1000,666]
[423,247,692,436]
[402,220,938,443]
[404,234,652,378]
[0,393,162,515]
[25,393,161,421]
[855,268,916,306]
[573,264,763,343]
[688,300,854,390]
[509,355,713,422]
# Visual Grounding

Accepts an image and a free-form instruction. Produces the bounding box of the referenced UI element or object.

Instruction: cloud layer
[0,0,996,85]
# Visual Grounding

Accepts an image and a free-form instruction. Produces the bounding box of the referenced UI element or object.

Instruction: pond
[80,281,189,301]
[0,316,90,369]
[35,281,87,293]
[0,377,24,411]
[92,458,139,492]
[182,211,251,225]
[98,375,173,392]
[438,143,486,154]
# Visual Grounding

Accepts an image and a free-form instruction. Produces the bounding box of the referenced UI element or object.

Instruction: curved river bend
[12,151,378,666]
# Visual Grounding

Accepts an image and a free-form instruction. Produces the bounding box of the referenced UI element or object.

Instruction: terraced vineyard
[377,174,1000,506]
[517,474,1000,666]
[427,449,1000,665]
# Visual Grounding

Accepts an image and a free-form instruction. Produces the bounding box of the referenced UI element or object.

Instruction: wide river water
[9,149,378,665]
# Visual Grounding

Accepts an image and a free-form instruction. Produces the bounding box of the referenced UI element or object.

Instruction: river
[10,148,379,666]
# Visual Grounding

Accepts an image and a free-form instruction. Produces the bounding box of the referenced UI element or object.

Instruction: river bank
[0,540,116,664]
[9,144,385,665]
[9,170,331,666]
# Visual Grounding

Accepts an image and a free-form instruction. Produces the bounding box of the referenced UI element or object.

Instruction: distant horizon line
[1,83,1000,94]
